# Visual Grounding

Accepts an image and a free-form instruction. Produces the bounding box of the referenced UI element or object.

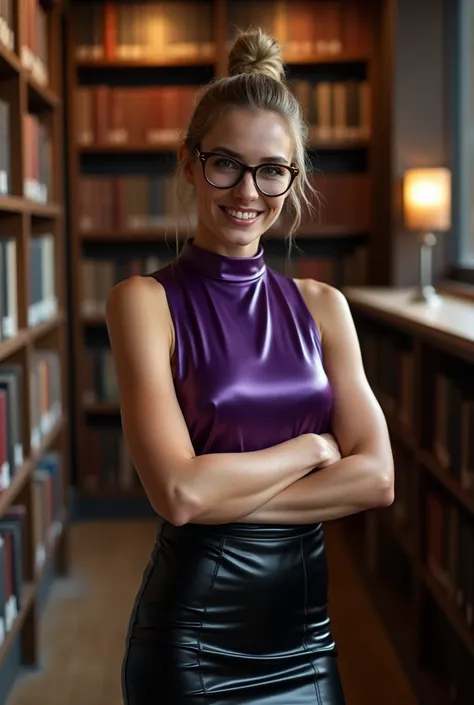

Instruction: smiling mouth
[219,206,263,224]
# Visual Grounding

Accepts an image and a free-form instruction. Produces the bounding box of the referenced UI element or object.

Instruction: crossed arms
[105,275,394,526]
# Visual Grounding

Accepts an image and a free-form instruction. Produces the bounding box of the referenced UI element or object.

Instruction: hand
[316,433,342,469]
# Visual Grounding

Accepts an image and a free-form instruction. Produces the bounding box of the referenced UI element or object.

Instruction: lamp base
[410,284,441,306]
[410,231,441,307]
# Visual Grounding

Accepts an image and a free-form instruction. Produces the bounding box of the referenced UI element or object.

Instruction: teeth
[225,208,258,220]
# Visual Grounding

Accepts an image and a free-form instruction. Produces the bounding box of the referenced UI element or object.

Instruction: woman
[106,28,394,705]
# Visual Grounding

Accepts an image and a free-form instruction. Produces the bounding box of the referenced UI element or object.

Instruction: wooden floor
[7,519,418,705]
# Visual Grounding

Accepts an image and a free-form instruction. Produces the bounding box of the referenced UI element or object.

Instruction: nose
[233,170,259,202]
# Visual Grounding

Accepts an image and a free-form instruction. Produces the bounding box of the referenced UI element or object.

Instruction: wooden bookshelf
[76,137,371,154]
[64,0,389,511]
[343,287,474,705]
[0,0,70,699]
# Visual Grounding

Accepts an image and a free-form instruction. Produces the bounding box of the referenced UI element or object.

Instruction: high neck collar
[178,238,266,283]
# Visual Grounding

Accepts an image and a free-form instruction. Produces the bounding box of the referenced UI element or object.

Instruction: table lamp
[402,167,451,305]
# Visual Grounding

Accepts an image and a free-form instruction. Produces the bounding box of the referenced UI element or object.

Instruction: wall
[390,0,454,287]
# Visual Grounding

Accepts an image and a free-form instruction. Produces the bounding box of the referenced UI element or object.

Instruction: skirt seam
[197,535,227,697]
[121,519,165,705]
[300,534,323,705]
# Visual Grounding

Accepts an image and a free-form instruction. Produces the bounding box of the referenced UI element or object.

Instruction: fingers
[314,432,341,467]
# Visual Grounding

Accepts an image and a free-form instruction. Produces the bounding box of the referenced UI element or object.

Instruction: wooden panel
[0,0,70,694]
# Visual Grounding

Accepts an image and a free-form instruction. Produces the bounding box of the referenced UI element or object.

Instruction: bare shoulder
[292,278,352,345]
[106,274,166,318]
[105,275,174,354]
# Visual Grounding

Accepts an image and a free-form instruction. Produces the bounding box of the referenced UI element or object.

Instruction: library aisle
[6,519,417,705]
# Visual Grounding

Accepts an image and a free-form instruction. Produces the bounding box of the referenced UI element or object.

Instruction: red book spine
[103,1,117,60]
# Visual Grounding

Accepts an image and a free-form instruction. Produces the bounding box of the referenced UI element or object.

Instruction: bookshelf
[65,0,388,512]
[0,0,69,700]
[342,287,474,705]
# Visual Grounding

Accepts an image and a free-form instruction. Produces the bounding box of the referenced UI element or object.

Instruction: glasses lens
[204,155,292,196]
[256,165,292,196]
[205,155,243,188]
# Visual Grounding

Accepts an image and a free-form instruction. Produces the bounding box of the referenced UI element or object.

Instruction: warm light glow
[403,168,452,231]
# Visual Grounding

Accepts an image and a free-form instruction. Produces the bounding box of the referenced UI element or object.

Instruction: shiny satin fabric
[151,239,334,455]
[122,521,346,705]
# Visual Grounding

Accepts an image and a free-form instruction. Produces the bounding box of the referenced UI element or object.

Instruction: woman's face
[187,107,294,257]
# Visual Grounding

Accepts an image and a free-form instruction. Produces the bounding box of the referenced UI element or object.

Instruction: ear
[185,164,196,186]
[178,144,195,186]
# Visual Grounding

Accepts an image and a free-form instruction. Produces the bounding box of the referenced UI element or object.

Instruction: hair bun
[228,28,285,83]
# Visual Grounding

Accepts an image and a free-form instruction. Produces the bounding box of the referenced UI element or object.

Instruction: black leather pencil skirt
[122,520,346,705]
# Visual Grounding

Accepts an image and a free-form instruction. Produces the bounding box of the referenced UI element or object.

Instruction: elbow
[133,454,206,526]
[373,466,395,508]
[156,483,202,527]
[358,452,394,509]
[377,482,395,508]
[134,458,202,526]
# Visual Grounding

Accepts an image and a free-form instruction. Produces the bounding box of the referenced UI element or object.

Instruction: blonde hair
[174,28,318,250]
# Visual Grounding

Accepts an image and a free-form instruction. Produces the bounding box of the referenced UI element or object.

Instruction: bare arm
[105,276,329,526]
[238,283,394,524]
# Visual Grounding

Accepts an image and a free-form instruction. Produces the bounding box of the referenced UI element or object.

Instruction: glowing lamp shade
[403,168,451,232]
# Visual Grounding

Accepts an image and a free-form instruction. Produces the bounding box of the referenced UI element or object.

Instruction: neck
[179,236,266,284]
[193,227,261,259]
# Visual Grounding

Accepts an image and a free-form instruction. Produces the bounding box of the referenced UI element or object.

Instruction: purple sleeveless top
[151,239,333,455]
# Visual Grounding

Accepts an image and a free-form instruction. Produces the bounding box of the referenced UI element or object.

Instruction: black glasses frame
[193,149,299,197]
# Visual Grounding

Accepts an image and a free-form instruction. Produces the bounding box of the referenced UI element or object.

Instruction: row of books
[77,86,198,147]
[0,353,62,491]
[32,451,63,575]
[266,250,368,288]
[0,505,23,642]
[433,372,474,490]
[387,437,474,668]
[0,452,63,645]
[28,234,58,328]
[84,348,119,405]
[21,0,49,87]
[226,0,372,59]
[0,238,17,341]
[77,173,371,235]
[0,235,58,342]
[361,327,474,493]
[75,81,370,149]
[80,248,368,323]
[391,438,416,535]
[74,0,371,62]
[275,173,371,233]
[75,1,213,62]
[0,0,13,54]
[81,256,171,316]
[82,427,140,493]
[360,330,415,431]
[78,176,195,233]
[426,483,474,634]
[0,364,24,489]
[30,350,62,454]
[293,79,370,141]
[24,115,52,205]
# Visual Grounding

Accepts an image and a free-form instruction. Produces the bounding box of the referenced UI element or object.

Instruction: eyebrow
[209,146,290,164]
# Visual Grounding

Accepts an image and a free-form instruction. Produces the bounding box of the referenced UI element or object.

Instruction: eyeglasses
[194,149,299,197]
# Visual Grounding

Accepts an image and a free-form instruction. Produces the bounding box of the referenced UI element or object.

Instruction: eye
[260,166,286,177]
[213,157,239,170]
